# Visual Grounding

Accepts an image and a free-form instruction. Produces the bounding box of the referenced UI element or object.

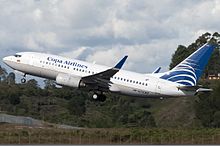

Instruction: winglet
[152,67,161,74]
[114,55,128,69]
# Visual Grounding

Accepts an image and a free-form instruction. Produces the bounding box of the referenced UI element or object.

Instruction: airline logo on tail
[160,43,216,86]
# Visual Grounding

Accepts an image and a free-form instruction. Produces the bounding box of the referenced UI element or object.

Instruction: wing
[81,55,128,91]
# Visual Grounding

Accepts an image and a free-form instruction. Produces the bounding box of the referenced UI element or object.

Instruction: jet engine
[56,73,85,88]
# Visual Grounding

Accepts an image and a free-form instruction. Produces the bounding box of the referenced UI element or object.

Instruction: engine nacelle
[56,73,85,88]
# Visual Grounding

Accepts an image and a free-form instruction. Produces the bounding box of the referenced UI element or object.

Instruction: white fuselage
[3,52,195,98]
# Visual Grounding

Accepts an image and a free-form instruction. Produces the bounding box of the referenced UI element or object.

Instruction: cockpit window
[14,54,22,57]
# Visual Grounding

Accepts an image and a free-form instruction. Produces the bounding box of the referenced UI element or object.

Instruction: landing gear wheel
[92,94,98,100]
[21,78,26,83]
[92,93,106,102]
[99,94,106,102]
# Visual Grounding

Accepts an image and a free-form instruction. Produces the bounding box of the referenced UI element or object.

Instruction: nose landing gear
[21,74,26,83]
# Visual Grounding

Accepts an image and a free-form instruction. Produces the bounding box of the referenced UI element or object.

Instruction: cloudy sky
[1,0,220,80]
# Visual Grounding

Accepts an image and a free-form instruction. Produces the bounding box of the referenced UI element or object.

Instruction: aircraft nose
[3,56,11,65]
[3,57,7,63]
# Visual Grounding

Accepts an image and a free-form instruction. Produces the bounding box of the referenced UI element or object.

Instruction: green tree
[128,110,156,127]
[195,81,220,127]
[9,91,20,105]
[6,72,16,85]
[169,45,189,69]
[44,79,56,89]
[22,79,41,96]
[194,93,214,127]
[68,96,86,116]
[0,66,7,82]
[213,111,220,127]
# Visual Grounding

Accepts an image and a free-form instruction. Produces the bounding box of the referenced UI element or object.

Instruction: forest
[0,32,220,128]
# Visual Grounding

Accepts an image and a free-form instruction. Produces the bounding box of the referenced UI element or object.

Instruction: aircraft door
[29,55,41,75]
[29,55,34,66]
[156,80,161,94]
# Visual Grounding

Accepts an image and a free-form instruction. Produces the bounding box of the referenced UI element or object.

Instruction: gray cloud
[1,0,220,77]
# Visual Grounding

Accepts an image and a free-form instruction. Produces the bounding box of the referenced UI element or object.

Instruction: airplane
[3,42,216,101]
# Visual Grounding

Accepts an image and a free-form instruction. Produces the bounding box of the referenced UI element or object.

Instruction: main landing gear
[21,74,26,83]
[92,92,106,102]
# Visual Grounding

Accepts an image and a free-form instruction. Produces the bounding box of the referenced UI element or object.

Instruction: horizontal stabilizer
[196,88,213,92]
[177,85,202,91]
[178,85,213,93]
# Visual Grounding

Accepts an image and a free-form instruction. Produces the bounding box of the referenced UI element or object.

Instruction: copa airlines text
[3,43,216,101]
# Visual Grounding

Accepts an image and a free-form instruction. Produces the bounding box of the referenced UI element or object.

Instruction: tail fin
[160,43,216,86]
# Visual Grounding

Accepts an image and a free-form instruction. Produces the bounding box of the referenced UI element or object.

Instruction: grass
[0,124,220,144]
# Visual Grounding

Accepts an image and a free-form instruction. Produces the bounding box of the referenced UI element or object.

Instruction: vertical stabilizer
[160,43,216,86]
